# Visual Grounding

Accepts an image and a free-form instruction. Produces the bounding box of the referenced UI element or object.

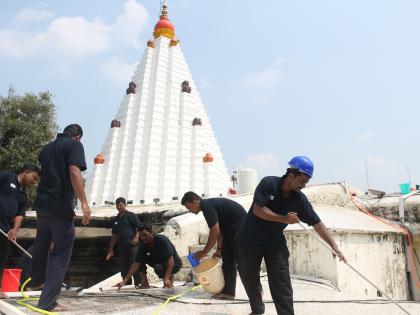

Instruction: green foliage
[0,88,58,206]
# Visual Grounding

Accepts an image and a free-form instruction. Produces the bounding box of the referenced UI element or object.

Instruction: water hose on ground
[17,277,57,315]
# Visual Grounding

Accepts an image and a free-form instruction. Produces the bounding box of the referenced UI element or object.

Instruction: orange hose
[351,197,420,289]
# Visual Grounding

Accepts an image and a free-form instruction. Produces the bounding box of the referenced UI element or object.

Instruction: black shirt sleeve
[135,244,146,263]
[298,194,321,226]
[202,207,218,229]
[132,213,141,229]
[68,141,87,171]
[253,177,275,207]
[16,192,27,217]
[159,237,174,260]
[0,172,9,186]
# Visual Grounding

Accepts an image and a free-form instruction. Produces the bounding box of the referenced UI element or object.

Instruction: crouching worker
[116,223,182,289]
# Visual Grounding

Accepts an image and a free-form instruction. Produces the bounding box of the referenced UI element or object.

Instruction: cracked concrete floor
[3,277,420,315]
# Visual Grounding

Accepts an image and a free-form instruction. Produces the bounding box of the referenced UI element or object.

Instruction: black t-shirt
[135,234,182,267]
[240,176,321,251]
[200,198,247,233]
[112,211,141,251]
[34,133,86,218]
[0,171,27,232]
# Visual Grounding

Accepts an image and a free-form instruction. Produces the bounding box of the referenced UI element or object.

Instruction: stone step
[174,267,192,282]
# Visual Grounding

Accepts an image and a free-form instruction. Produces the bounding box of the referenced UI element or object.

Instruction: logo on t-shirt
[114,222,118,225]
[269,195,274,200]
[10,183,16,189]
[147,252,150,256]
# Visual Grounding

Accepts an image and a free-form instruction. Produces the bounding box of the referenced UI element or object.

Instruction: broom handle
[0,228,32,259]
[298,222,410,315]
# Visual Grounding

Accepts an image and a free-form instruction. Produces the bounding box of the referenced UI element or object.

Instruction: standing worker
[106,197,142,288]
[181,192,246,300]
[30,124,91,312]
[0,164,40,299]
[116,223,182,289]
[238,156,346,315]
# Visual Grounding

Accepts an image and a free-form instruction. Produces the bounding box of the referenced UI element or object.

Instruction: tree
[0,87,58,205]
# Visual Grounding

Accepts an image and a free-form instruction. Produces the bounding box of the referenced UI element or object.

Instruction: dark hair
[115,197,126,205]
[63,124,83,138]
[19,164,41,175]
[138,223,153,233]
[284,168,306,177]
[181,191,201,206]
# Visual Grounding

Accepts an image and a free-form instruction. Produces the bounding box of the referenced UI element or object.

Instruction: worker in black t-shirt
[116,223,182,289]
[31,124,91,312]
[238,156,347,315]
[181,192,247,300]
[0,164,40,299]
[106,197,142,287]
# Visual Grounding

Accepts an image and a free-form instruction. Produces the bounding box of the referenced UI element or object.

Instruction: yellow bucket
[192,257,224,294]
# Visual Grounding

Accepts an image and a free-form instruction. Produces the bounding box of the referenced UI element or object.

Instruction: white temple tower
[86,3,230,206]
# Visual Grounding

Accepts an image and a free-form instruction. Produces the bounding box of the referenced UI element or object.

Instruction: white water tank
[237,168,258,194]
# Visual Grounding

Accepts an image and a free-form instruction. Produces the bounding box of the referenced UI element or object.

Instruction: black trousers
[0,235,10,287]
[139,262,181,279]
[31,216,75,311]
[119,246,141,286]
[238,247,294,315]
[220,231,240,296]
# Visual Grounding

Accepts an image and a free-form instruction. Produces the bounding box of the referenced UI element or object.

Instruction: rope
[151,284,202,315]
[16,277,57,315]
[297,221,411,314]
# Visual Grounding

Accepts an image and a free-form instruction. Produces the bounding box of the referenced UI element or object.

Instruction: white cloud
[99,57,137,88]
[238,153,282,178]
[15,6,54,24]
[0,0,149,60]
[355,131,373,141]
[245,69,281,88]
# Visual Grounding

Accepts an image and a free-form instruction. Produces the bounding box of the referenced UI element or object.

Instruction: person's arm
[116,262,141,288]
[163,256,175,288]
[253,204,300,224]
[106,234,118,260]
[69,165,90,225]
[130,230,140,246]
[213,231,223,258]
[313,222,347,262]
[7,215,24,240]
[194,223,220,260]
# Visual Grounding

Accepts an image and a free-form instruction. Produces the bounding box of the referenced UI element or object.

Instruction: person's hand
[129,239,138,246]
[106,250,114,260]
[332,247,347,263]
[193,250,207,261]
[81,202,91,225]
[7,228,18,240]
[137,283,150,289]
[115,280,125,289]
[163,277,173,288]
[283,212,300,224]
[213,248,222,258]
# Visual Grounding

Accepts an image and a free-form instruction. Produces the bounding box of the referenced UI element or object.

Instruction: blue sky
[1,0,419,193]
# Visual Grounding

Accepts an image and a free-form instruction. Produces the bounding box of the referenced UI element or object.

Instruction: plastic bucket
[399,183,411,194]
[192,257,224,294]
[1,269,22,292]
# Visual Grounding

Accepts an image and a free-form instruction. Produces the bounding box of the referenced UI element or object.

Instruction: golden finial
[161,1,168,17]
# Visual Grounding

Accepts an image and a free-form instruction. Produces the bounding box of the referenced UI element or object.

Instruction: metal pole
[297,222,411,315]
[0,228,32,259]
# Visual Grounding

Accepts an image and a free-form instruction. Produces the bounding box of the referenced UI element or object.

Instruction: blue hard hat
[288,156,314,177]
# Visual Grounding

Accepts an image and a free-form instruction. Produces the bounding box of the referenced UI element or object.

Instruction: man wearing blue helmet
[238,156,346,315]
